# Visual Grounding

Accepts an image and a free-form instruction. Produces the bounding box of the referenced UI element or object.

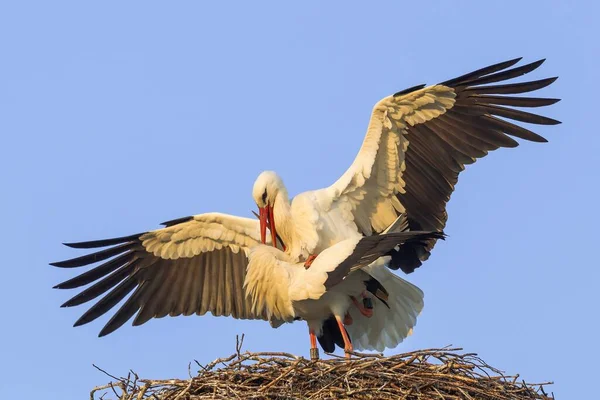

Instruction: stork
[52,58,560,353]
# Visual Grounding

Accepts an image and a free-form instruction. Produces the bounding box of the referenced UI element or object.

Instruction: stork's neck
[272,191,296,256]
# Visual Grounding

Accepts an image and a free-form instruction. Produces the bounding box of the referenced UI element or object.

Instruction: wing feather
[132,263,168,326]
[60,259,140,307]
[215,250,226,316]
[321,231,445,290]
[173,257,194,316]
[199,253,213,316]
[184,257,201,316]
[52,213,272,336]
[318,58,560,273]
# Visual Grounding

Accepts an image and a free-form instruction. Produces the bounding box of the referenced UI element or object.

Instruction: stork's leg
[344,312,353,325]
[334,315,353,358]
[351,296,373,318]
[309,328,319,361]
[304,254,318,269]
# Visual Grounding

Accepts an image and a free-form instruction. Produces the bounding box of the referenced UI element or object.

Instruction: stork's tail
[318,274,389,352]
[348,269,424,352]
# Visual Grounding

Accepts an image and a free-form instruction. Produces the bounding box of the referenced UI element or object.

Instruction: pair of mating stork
[52,58,560,358]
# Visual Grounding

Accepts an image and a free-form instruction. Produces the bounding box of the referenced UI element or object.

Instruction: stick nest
[91,338,553,400]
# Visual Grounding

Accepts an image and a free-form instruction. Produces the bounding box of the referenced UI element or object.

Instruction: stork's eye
[262,189,268,204]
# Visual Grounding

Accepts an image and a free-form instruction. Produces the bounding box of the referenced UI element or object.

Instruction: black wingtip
[50,259,84,269]
[63,242,89,249]
[62,241,93,249]
[61,298,77,308]
[432,231,447,241]
[98,319,124,337]
[501,57,524,68]
[50,258,87,268]
[73,309,98,327]
[160,216,193,227]
[386,231,445,274]
[62,233,143,249]
[53,279,81,290]
[410,231,447,241]
[441,57,524,87]
[50,242,136,268]
[528,58,545,70]
[485,57,523,68]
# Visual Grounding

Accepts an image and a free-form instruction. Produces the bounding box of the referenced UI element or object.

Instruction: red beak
[258,205,278,247]
[268,205,277,248]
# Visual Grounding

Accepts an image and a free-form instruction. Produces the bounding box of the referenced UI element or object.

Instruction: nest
[91,337,553,400]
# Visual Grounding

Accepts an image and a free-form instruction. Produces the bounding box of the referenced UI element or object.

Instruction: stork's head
[252,171,285,246]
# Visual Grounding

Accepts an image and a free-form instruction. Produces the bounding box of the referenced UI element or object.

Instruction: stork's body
[244,232,439,357]
[244,242,368,357]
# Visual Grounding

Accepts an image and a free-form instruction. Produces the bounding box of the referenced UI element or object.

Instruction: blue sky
[1,1,598,398]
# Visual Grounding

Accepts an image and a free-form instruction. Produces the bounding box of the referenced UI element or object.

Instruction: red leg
[309,327,319,360]
[334,315,353,358]
[344,312,353,325]
[304,254,318,269]
[351,296,373,318]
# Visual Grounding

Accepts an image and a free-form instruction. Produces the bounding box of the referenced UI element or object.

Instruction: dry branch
[90,340,553,400]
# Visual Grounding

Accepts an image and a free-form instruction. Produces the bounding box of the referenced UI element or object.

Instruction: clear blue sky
[1,1,597,398]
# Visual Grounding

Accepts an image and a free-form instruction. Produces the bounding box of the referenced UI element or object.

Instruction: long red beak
[259,205,278,247]
[268,205,277,247]
[259,206,267,244]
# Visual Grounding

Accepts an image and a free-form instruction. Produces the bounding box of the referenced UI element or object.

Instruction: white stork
[244,230,444,359]
[251,58,560,273]
[52,57,560,351]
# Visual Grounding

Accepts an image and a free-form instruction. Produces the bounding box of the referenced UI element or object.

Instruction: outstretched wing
[283,231,442,305]
[320,231,446,291]
[52,213,272,336]
[319,58,560,272]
